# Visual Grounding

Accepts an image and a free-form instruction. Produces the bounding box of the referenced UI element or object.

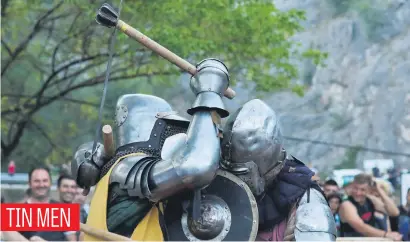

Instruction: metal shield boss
[164,170,259,241]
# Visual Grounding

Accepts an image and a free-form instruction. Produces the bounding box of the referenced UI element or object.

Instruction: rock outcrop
[171,0,410,173]
[268,0,410,172]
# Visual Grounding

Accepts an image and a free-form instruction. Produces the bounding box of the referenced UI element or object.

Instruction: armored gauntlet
[72,142,107,190]
[187,58,230,118]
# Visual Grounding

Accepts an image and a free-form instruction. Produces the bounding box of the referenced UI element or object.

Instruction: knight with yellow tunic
[71,59,231,241]
[71,58,337,242]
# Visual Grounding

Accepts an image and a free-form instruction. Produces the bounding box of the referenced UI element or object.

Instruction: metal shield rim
[215,169,259,241]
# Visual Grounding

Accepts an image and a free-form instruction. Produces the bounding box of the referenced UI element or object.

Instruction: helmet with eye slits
[220,99,286,195]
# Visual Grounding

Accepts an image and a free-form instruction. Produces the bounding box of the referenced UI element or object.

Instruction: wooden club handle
[102,125,115,158]
[116,20,236,99]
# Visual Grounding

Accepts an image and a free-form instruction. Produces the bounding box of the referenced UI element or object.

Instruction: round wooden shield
[163,169,259,241]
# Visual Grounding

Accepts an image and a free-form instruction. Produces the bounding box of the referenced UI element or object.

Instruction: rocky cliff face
[268,0,410,172]
[171,0,410,173]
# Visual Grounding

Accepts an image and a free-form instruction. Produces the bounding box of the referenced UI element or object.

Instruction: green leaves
[303,49,328,66]
[114,0,326,93]
[291,85,305,97]
[1,0,327,168]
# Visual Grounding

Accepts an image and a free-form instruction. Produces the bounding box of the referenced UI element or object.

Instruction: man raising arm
[339,173,402,241]
[373,181,400,217]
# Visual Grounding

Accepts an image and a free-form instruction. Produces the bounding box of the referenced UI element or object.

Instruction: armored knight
[72,58,336,241]
[72,58,233,241]
[219,99,337,241]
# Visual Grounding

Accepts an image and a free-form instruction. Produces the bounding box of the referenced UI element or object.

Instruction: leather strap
[91,0,124,160]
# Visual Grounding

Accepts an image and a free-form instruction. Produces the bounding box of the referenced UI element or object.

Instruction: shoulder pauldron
[294,188,337,241]
[109,155,159,199]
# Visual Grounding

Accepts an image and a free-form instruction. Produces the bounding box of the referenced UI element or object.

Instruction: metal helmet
[114,94,189,148]
[220,99,285,196]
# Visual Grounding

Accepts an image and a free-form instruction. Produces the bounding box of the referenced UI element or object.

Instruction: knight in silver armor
[73,58,228,200]
[220,99,337,241]
[72,58,233,239]
[72,57,336,241]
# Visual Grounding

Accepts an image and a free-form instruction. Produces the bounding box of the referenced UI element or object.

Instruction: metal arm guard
[187,58,230,118]
[294,188,337,241]
[148,111,220,201]
[72,142,107,189]
[110,111,220,202]
[108,59,230,203]
[108,59,228,202]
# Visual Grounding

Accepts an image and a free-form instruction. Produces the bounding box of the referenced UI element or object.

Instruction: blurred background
[1,0,409,227]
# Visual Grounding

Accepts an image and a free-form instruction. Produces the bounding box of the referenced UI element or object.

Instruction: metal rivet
[84,151,91,158]
[148,145,152,148]
[154,134,157,137]
[159,122,162,125]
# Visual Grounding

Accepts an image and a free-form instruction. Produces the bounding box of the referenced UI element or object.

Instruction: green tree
[335,146,362,169]
[1,0,326,169]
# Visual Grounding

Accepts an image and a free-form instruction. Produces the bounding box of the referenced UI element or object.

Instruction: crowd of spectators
[321,173,409,241]
[1,166,90,241]
[1,164,408,241]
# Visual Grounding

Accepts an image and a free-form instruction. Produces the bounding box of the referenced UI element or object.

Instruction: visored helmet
[220,99,286,195]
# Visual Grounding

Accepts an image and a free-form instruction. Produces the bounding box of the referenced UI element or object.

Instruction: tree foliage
[1,0,325,169]
[335,146,363,169]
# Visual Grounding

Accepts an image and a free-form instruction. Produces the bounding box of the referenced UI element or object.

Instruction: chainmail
[100,122,188,178]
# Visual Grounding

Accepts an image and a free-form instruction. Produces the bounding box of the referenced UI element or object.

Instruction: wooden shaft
[80,223,132,241]
[117,20,196,75]
[102,125,115,158]
[223,88,236,99]
[116,20,236,100]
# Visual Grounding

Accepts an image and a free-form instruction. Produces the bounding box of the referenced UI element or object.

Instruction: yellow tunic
[85,153,164,241]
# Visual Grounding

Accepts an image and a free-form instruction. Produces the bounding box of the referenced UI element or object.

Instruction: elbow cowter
[175,111,220,188]
[174,138,220,189]
[147,111,220,202]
